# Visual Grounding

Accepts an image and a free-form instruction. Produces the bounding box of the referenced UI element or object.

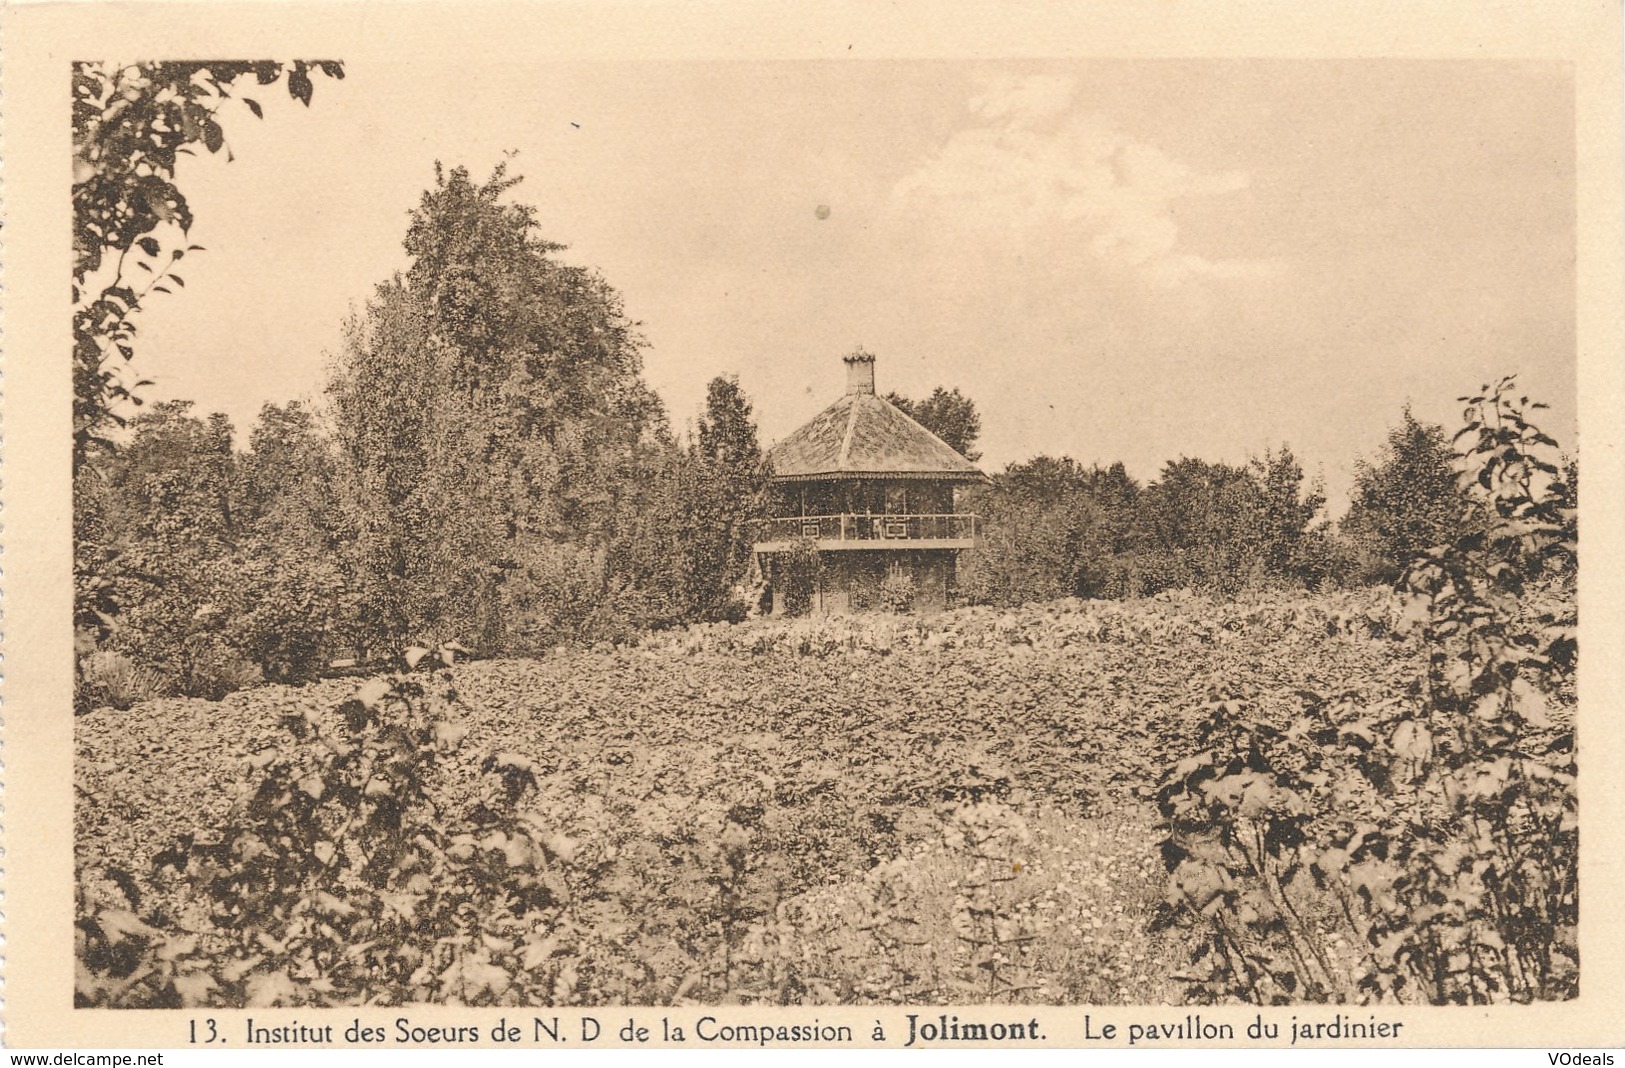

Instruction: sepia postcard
[3,0,1623,1054]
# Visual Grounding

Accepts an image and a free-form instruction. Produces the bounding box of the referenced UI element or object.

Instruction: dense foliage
[75,165,770,704]
[75,400,349,702]
[1340,408,1468,583]
[326,162,673,653]
[961,447,1338,604]
[79,587,1441,1007]
[1155,379,1577,1004]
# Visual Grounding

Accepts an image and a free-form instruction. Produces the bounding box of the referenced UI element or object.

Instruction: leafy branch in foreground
[73,60,343,469]
[1156,376,1577,1005]
[76,643,547,1007]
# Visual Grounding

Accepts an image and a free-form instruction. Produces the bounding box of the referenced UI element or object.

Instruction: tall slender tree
[689,376,770,619]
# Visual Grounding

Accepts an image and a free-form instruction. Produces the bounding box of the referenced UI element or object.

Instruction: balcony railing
[751,513,981,547]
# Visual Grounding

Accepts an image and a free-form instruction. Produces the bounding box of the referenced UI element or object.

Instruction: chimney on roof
[843,348,876,395]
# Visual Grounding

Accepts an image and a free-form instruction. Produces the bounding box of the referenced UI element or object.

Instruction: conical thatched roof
[766,387,986,484]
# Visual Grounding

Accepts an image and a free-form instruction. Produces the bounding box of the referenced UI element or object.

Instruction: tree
[239,401,333,525]
[1132,458,1261,594]
[885,386,983,461]
[959,456,1140,605]
[1131,449,1326,596]
[231,402,352,682]
[91,402,255,696]
[326,162,670,653]
[689,376,771,618]
[601,377,771,627]
[72,60,344,471]
[1341,407,1466,583]
[1251,445,1332,585]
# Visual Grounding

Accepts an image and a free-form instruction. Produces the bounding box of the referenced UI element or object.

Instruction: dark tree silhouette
[885,386,982,461]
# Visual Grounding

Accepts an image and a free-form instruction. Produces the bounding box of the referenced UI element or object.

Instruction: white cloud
[892,75,1277,287]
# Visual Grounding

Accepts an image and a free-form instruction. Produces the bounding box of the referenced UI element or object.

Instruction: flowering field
[76,586,1474,1007]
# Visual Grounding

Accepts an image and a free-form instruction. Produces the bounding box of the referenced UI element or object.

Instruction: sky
[129,58,1576,512]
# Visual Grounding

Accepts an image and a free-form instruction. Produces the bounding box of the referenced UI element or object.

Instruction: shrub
[778,537,823,617]
[222,542,348,685]
[76,644,579,1007]
[176,636,266,702]
[878,570,916,613]
[1155,377,1577,1004]
[501,540,611,652]
[76,649,170,712]
[1109,548,1191,599]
